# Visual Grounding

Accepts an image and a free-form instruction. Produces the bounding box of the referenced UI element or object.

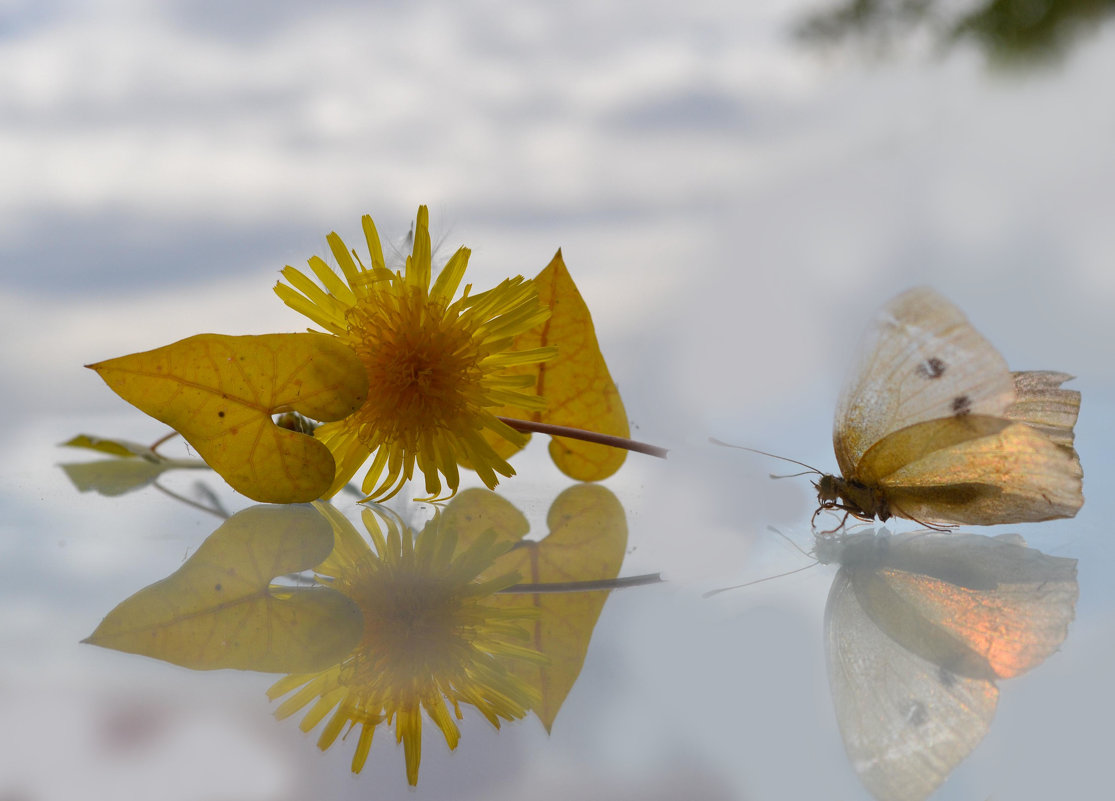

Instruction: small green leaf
[61,434,155,459]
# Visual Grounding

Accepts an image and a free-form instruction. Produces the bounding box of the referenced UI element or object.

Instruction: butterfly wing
[861,419,1083,525]
[1006,371,1081,450]
[866,532,1078,679]
[825,566,998,801]
[833,287,1015,480]
[825,531,1077,800]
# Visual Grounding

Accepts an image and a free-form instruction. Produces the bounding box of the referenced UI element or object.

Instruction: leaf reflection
[86,486,639,787]
[85,505,363,673]
[818,530,1077,801]
[491,484,629,731]
[59,434,208,497]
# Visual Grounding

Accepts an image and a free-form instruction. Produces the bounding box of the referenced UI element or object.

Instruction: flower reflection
[85,505,363,673]
[84,487,635,786]
[818,530,1077,801]
[267,502,545,785]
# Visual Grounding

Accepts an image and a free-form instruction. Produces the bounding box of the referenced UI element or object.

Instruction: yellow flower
[268,505,543,785]
[275,206,554,501]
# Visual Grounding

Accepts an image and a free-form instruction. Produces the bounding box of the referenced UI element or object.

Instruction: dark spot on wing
[937,667,956,687]
[916,357,946,379]
[952,395,972,416]
[903,700,928,727]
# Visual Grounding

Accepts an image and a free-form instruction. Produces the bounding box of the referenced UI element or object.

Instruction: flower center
[346,287,482,447]
[375,578,460,660]
[344,563,473,687]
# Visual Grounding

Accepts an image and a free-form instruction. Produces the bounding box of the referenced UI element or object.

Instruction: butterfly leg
[813,503,872,535]
[886,501,955,532]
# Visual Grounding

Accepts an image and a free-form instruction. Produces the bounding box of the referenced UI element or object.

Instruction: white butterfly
[821,530,1077,801]
[816,287,1083,528]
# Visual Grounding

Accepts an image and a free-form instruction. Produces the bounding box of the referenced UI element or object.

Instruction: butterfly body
[819,288,1083,528]
[815,474,892,524]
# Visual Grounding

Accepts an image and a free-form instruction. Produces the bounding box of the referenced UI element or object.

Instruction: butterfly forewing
[833,287,1015,480]
[825,567,998,801]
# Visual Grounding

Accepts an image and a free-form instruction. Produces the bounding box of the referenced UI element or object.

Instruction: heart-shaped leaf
[85,504,363,673]
[480,251,630,480]
[490,483,627,730]
[436,487,532,554]
[88,333,368,503]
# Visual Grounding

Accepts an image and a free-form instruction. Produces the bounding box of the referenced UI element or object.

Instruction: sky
[5,0,1114,429]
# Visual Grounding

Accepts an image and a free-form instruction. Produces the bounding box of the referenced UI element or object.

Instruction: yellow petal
[361,214,388,273]
[410,205,432,291]
[88,333,368,503]
[430,246,470,306]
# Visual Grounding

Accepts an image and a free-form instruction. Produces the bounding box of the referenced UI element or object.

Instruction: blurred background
[3,0,1114,798]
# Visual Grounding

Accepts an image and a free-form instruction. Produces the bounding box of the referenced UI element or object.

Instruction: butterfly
[815,287,1083,529]
[820,529,1077,801]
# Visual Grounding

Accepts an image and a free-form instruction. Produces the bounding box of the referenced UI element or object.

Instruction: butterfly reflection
[817,530,1077,801]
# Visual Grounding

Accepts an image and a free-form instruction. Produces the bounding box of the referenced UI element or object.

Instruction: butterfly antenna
[708,438,824,476]
[769,469,818,480]
[767,525,815,559]
[703,526,819,597]
[703,561,819,597]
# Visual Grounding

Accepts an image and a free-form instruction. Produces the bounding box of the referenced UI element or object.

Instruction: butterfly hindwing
[874,422,1083,525]
[1005,370,1081,450]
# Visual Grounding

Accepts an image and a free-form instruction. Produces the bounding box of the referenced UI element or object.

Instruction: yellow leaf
[482,251,629,481]
[85,505,362,673]
[435,487,532,554]
[490,484,628,730]
[88,333,368,503]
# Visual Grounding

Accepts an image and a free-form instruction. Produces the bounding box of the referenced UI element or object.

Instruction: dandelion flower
[275,206,554,501]
[268,505,543,785]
